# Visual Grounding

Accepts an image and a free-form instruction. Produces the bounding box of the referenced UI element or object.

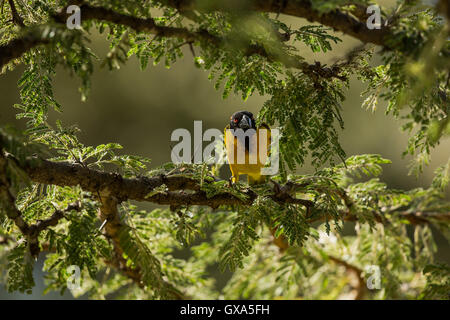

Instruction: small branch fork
[5,0,25,27]
[329,255,366,300]
[0,153,81,257]
[98,195,185,299]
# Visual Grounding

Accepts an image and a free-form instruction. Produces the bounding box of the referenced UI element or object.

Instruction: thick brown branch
[10,154,448,226]
[54,4,209,42]
[14,155,312,208]
[164,0,388,46]
[21,156,201,199]
[0,3,347,80]
[56,4,343,80]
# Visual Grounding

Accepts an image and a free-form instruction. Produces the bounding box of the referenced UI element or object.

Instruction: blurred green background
[0,11,449,299]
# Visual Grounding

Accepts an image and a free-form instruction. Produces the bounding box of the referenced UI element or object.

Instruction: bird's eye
[234,119,238,123]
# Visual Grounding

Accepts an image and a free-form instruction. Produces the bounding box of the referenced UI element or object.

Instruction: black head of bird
[229,111,256,131]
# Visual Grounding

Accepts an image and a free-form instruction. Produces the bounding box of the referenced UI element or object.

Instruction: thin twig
[7,0,25,27]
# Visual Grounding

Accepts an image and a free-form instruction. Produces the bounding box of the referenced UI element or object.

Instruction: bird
[225,112,288,251]
[224,111,271,185]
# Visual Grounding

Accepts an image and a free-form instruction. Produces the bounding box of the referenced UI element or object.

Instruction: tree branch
[0,3,351,80]
[98,196,145,288]
[6,153,448,226]
[329,255,366,300]
[0,152,185,297]
[55,3,345,80]
[1,151,83,256]
[7,0,25,27]
[163,0,388,46]
[0,30,48,70]
[21,156,314,208]
[98,195,185,299]
[33,202,81,233]
[0,153,31,235]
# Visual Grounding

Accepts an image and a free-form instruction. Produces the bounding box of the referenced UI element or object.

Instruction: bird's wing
[224,124,235,162]
[257,123,271,158]
[224,124,231,151]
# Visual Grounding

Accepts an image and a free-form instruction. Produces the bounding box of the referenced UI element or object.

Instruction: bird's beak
[239,115,251,129]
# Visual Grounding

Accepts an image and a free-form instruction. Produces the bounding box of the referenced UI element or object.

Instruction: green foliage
[219,208,261,272]
[15,51,59,126]
[420,264,450,300]
[0,0,448,300]
[361,8,449,172]
[117,225,177,298]
[291,25,342,53]
[6,243,35,294]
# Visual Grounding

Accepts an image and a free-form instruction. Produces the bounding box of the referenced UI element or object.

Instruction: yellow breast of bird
[224,126,270,175]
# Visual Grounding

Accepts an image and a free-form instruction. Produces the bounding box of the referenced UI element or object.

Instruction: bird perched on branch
[224,111,271,184]
[225,111,287,250]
